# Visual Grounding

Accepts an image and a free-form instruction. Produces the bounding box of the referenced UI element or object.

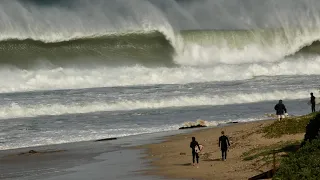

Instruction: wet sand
[0,135,165,180]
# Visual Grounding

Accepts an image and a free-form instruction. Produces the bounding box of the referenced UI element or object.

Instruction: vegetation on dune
[272,112,320,179]
[273,139,320,180]
[241,140,301,171]
[242,140,300,161]
[262,112,319,138]
[244,112,320,178]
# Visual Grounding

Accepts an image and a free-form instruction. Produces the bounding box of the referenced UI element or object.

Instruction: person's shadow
[174,163,193,166]
[203,158,221,162]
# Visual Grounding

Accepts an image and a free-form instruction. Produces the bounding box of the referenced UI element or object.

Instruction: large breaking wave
[2,29,320,68]
[1,0,320,92]
[0,32,176,68]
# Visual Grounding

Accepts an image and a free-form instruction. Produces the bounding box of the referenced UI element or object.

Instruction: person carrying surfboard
[310,93,316,113]
[190,137,201,166]
[219,131,230,161]
[274,100,287,121]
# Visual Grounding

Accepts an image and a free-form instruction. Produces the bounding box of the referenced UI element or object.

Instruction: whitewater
[0,0,320,150]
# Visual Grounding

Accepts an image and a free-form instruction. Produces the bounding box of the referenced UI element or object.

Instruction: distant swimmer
[274,100,287,121]
[219,131,230,161]
[310,93,316,113]
[190,137,201,166]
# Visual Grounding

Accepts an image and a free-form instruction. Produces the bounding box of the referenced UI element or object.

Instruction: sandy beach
[138,119,305,180]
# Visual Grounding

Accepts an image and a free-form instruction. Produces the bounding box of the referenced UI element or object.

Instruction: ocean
[0,0,320,151]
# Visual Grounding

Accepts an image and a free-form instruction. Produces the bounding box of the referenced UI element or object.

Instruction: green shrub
[262,113,319,138]
[273,139,320,180]
[242,141,300,161]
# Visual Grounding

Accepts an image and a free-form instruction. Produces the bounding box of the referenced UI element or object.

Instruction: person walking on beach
[274,100,287,121]
[190,137,200,166]
[219,131,230,161]
[310,93,316,113]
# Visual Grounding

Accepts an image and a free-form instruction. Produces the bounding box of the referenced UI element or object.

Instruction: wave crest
[2,28,320,68]
[0,31,176,68]
[174,28,320,66]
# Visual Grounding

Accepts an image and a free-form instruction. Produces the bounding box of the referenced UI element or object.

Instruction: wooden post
[273,150,276,175]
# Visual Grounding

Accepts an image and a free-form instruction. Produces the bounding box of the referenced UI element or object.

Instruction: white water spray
[0,89,315,119]
[0,0,320,92]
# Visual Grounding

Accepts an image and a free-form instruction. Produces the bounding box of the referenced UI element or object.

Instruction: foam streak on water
[0,55,319,93]
[0,75,318,119]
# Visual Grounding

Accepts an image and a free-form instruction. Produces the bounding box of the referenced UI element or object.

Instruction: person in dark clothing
[310,93,316,113]
[190,137,200,166]
[219,131,230,161]
[274,100,287,121]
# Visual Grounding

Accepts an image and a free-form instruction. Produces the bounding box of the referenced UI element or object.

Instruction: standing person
[190,137,201,166]
[274,100,287,121]
[219,131,230,161]
[310,93,316,113]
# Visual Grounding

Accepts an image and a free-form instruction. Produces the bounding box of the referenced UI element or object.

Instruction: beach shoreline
[0,131,171,180]
[0,118,306,180]
[137,119,305,180]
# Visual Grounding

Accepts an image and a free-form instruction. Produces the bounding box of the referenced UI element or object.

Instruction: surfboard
[195,144,204,153]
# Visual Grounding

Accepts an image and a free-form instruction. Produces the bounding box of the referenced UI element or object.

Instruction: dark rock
[95,137,117,142]
[227,121,239,124]
[179,124,207,130]
[28,150,37,154]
